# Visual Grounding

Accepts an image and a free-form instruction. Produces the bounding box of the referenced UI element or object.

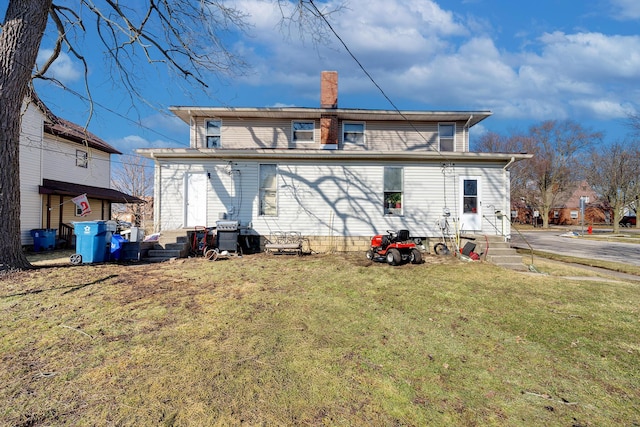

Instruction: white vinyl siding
[190,117,470,152]
[155,159,508,238]
[19,102,45,244]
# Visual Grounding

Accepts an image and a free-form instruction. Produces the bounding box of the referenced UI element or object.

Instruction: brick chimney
[320,71,338,108]
[320,71,338,148]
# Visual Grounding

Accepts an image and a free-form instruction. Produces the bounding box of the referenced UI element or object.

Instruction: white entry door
[185,173,207,227]
[459,176,482,231]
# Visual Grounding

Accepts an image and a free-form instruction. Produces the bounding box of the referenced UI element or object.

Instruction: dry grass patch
[1,253,639,426]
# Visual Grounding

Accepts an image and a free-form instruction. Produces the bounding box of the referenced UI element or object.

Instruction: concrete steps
[463,234,528,271]
[142,231,190,263]
[484,238,528,271]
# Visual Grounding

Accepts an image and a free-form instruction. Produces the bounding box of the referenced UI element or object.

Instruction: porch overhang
[39,179,145,204]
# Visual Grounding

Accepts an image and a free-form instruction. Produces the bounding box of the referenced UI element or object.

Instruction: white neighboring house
[137,71,530,252]
[19,91,142,248]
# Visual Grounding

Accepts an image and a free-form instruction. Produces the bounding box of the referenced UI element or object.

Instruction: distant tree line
[475,118,640,233]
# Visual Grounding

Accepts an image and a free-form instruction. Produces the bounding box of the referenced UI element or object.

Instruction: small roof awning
[39,179,145,204]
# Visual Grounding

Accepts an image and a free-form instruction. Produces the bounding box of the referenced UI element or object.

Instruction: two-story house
[137,71,530,252]
[20,91,143,248]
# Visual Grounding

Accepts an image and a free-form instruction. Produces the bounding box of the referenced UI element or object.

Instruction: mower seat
[396,229,410,242]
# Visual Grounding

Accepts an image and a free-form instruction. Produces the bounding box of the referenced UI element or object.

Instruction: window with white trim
[343,122,365,145]
[438,123,455,151]
[292,121,315,143]
[384,167,403,216]
[76,150,88,168]
[259,164,277,216]
[205,119,221,148]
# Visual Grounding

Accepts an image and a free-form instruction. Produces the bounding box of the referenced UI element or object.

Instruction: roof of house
[28,89,121,155]
[39,179,145,204]
[169,106,492,128]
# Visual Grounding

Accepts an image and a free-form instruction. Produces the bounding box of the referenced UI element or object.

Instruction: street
[511,229,640,267]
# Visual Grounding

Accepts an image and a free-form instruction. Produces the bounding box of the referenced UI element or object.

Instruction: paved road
[511,230,640,267]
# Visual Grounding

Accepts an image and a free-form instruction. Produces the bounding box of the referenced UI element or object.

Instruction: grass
[1,253,639,426]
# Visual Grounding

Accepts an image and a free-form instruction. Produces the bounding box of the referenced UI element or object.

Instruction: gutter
[502,156,516,238]
[136,148,532,163]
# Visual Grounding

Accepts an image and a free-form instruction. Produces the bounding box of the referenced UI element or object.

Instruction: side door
[185,172,208,227]
[459,176,482,231]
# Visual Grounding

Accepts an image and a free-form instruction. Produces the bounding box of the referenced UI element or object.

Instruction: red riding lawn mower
[366,229,423,266]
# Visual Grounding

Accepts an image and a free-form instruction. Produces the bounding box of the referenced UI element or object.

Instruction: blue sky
[8,0,640,155]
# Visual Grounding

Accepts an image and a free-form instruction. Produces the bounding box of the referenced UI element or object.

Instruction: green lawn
[1,253,639,426]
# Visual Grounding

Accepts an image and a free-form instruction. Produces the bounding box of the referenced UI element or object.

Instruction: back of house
[137,71,529,252]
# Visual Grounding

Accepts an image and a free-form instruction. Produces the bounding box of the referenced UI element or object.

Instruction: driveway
[511,229,640,267]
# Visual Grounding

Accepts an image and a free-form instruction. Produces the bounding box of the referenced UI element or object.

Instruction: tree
[521,120,602,228]
[0,0,52,271]
[1,0,335,271]
[111,156,153,229]
[585,143,640,233]
[474,131,535,207]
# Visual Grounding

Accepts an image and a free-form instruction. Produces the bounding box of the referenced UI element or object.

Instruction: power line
[308,0,459,216]
[37,80,190,148]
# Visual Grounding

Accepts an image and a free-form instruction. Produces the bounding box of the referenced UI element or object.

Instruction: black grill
[216,220,239,252]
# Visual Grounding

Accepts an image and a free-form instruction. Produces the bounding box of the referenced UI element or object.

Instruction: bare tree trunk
[0,0,52,270]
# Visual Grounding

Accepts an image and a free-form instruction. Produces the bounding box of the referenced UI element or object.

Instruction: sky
[6,0,640,157]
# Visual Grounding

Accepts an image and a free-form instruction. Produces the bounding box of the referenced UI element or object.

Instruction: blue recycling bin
[73,221,109,263]
[31,228,57,252]
[110,234,126,261]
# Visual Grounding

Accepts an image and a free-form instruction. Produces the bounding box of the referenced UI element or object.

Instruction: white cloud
[141,113,189,134]
[110,135,178,154]
[36,50,82,83]
[609,0,640,20]
[227,0,640,126]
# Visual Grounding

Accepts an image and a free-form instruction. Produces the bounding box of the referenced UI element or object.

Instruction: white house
[20,91,142,248]
[137,71,529,252]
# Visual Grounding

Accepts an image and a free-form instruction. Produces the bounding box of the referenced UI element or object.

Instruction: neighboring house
[19,91,143,248]
[549,181,611,225]
[137,71,530,252]
[511,181,611,226]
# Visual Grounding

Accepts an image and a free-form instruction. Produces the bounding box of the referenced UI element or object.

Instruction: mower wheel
[366,249,374,260]
[410,248,423,264]
[386,248,401,266]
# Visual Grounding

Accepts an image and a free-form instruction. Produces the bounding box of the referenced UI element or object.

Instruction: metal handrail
[509,222,535,267]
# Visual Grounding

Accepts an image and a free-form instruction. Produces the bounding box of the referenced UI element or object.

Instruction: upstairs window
[76,150,88,168]
[343,122,365,145]
[439,123,455,151]
[384,166,403,216]
[205,119,221,148]
[259,164,277,216]
[292,121,315,143]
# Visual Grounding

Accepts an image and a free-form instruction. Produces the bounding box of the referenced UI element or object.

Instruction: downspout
[502,156,515,238]
[464,115,473,151]
[151,152,161,233]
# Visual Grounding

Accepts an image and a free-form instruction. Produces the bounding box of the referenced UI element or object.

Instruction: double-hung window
[205,119,221,148]
[343,122,365,145]
[259,164,277,216]
[438,123,455,151]
[384,167,403,215]
[76,150,88,168]
[292,121,315,144]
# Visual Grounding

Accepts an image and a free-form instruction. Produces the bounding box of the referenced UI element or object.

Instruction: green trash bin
[71,221,109,264]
